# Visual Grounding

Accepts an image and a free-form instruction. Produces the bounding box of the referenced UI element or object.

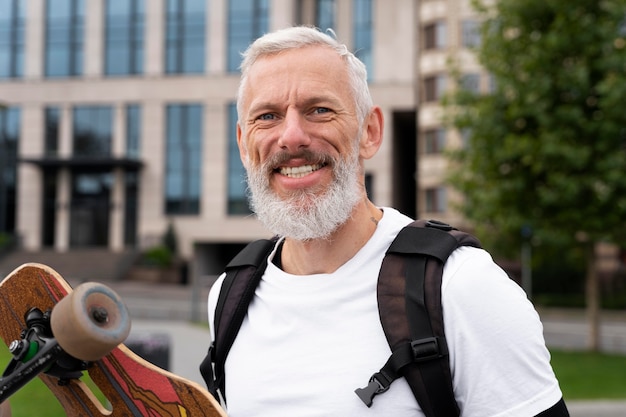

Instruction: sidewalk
[129,319,210,387]
[567,400,626,417]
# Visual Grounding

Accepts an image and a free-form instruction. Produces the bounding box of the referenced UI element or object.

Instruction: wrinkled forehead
[240,45,353,104]
[255,46,347,77]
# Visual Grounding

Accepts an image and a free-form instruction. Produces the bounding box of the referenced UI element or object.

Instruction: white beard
[246,149,363,241]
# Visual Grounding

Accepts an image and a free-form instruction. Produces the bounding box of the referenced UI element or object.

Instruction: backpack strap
[355,219,481,417]
[200,238,277,402]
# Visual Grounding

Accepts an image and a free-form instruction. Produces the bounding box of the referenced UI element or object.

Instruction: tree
[444,0,626,351]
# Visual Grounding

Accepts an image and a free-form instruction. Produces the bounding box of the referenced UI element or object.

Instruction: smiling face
[237,45,375,240]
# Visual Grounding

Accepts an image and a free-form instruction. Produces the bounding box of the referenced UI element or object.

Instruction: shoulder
[441,245,543,352]
[441,246,563,415]
[376,207,414,242]
[442,246,521,296]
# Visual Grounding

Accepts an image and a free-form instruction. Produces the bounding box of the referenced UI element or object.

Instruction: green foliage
[444,0,626,254]
[141,245,173,268]
[533,245,586,294]
[140,223,179,268]
[0,346,108,416]
[162,222,178,256]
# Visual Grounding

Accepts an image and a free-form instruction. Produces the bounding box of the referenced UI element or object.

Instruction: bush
[140,245,173,268]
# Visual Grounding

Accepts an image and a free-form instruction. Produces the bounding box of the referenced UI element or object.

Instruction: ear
[359,106,384,160]
[236,123,249,167]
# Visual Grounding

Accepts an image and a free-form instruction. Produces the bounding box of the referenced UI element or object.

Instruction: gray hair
[236,26,373,134]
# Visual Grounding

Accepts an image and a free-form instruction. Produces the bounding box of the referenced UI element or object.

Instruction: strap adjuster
[411,337,448,362]
[355,372,392,407]
[425,219,455,231]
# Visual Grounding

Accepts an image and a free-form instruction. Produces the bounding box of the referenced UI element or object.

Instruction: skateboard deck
[0,263,227,416]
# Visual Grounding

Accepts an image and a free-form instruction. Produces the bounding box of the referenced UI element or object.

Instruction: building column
[145,0,164,76]
[110,105,126,252]
[55,169,70,251]
[16,105,43,250]
[270,0,296,31]
[84,0,103,77]
[336,0,353,45]
[110,169,125,252]
[208,0,226,73]
[55,106,72,251]
[25,0,44,79]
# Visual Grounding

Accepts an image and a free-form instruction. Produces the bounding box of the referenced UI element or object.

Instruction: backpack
[200,219,482,417]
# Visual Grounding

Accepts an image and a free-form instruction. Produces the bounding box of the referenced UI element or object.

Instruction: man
[208,26,568,416]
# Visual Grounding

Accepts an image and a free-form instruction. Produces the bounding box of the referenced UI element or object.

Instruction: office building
[0,0,481,277]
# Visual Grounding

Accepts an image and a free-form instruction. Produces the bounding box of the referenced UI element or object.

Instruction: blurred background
[0,0,625,350]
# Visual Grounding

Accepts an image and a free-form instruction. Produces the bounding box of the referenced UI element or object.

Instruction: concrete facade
[1,0,483,274]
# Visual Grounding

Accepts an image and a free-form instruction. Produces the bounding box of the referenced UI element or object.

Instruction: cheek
[245,129,277,164]
[242,139,267,169]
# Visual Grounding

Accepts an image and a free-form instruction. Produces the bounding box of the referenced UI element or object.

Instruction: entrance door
[69,172,111,247]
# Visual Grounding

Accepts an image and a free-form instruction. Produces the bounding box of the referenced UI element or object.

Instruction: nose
[277,110,311,152]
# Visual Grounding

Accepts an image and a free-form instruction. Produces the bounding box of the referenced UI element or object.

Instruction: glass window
[165,104,202,215]
[0,107,20,234]
[45,0,85,77]
[424,128,446,154]
[125,104,141,157]
[316,0,335,32]
[461,19,481,48]
[165,0,206,74]
[0,0,25,79]
[460,73,481,94]
[227,0,269,72]
[423,74,447,102]
[353,0,373,79]
[425,187,447,213]
[488,73,497,93]
[72,106,113,157]
[424,20,447,50]
[227,103,251,215]
[44,107,60,156]
[105,0,144,76]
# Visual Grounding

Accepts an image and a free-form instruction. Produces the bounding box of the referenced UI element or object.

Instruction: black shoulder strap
[356,219,481,417]
[200,238,277,402]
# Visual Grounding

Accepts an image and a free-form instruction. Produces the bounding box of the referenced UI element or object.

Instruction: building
[0,0,481,278]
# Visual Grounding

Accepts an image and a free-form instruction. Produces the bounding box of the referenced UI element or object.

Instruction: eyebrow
[247,95,343,117]
[247,101,280,118]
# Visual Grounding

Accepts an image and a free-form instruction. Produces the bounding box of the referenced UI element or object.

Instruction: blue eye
[258,113,275,120]
[315,107,330,114]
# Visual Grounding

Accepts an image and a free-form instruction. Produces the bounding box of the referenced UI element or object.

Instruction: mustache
[261,150,334,173]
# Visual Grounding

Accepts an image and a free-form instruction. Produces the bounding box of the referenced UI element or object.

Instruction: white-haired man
[207,26,569,417]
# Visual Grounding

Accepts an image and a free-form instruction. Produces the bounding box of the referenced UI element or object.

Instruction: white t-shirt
[208,208,563,416]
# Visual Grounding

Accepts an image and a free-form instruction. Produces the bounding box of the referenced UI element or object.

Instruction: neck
[279,199,382,275]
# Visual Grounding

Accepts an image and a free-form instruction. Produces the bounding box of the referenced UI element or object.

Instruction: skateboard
[0,263,227,416]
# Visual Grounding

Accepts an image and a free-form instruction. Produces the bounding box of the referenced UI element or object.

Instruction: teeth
[279,164,322,178]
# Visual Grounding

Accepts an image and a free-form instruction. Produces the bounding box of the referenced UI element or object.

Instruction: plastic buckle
[355,373,391,407]
[411,337,448,362]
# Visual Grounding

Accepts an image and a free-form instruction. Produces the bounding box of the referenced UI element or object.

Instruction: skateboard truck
[0,308,90,403]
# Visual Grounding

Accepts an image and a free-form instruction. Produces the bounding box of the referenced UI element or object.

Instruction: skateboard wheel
[50,282,131,362]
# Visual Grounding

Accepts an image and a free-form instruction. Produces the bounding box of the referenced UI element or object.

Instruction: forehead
[252,44,346,71]
[243,45,353,105]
